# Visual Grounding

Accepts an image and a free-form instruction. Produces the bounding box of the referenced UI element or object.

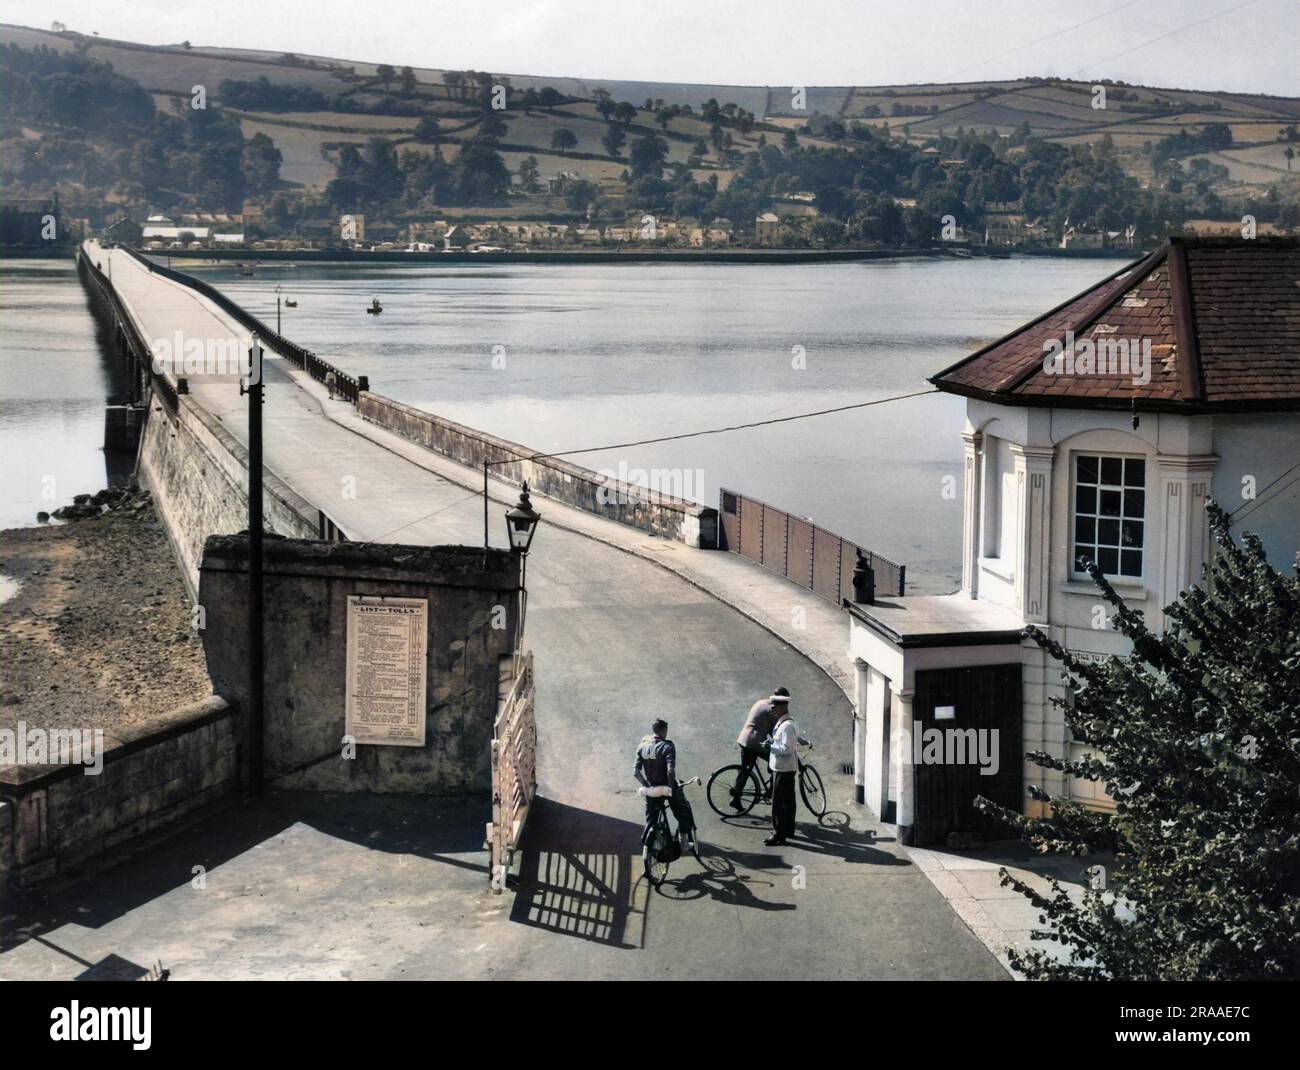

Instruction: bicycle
[639,777,703,886]
[706,743,827,820]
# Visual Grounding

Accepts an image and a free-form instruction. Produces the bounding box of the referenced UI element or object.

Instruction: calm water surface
[0,258,131,529]
[1,255,1132,586]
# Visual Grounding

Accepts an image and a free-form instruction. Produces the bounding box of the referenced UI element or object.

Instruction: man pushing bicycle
[633,718,698,853]
[730,687,789,810]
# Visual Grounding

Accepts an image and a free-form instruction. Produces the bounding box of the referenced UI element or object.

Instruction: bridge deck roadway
[0,244,1008,980]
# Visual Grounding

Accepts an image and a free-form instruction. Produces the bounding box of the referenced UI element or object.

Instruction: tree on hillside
[629,133,669,178]
[445,141,510,204]
[476,111,508,142]
[538,86,562,112]
[551,128,577,155]
[243,131,283,195]
[400,65,416,95]
[977,502,1300,980]
[376,64,396,90]
[414,116,442,144]
[596,97,616,121]
[518,155,540,192]
[564,178,598,213]
[613,101,637,125]
[602,123,626,157]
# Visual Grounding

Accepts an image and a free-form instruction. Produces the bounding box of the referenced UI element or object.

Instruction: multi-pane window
[1073,455,1145,577]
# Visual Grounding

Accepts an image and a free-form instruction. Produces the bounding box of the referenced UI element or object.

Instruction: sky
[3,0,1297,96]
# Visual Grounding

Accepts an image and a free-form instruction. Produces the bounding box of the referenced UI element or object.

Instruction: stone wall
[357,392,718,548]
[137,395,324,597]
[199,536,520,794]
[0,697,236,887]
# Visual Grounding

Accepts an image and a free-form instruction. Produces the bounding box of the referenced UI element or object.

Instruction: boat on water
[366,296,383,315]
[285,299,298,308]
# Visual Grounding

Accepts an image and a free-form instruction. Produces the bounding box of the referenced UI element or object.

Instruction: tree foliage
[977,502,1300,979]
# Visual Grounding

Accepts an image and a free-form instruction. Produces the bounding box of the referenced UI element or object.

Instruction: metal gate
[910,664,1022,847]
[487,652,536,890]
[718,488,906,601]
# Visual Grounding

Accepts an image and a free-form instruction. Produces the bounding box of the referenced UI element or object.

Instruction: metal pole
[277,293,281,336]
[483,460,490,561]
[518,553,527,653]
[245,336,265,795]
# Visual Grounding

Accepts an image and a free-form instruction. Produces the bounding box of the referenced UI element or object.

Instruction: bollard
[851,549,875,604]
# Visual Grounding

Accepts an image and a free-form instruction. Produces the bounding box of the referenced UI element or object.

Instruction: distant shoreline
[123,245,1139,267]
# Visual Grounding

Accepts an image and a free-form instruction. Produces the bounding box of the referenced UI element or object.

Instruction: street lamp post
[240,336,266,794]
[275,284,282,336]
[504,484,540,652]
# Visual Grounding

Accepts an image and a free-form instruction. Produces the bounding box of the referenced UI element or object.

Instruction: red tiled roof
[930,237,1300,412]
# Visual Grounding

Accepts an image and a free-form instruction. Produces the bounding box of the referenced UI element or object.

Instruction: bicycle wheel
[643,820,672,886]
[707,765,761,817]
[799,762,828,818]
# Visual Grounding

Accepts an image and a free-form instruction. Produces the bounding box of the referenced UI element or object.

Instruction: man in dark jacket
[634,719,696,849]
[731,687,789,809]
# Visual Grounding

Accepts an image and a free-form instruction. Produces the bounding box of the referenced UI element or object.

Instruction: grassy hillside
[5,21,1295,197]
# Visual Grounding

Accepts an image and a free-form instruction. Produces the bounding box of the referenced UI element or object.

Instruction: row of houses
[135,213,246,248]
[385,212,812,250]
[364,216,746,251]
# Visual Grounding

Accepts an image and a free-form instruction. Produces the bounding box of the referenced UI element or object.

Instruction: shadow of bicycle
[652,849,797,911]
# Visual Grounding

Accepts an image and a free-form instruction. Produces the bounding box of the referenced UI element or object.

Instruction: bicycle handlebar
[638,776,701,798]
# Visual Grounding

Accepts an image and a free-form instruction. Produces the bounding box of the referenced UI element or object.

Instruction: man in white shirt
[765,703,806,846]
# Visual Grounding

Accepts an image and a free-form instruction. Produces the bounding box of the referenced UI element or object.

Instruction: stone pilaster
[891,688,915,843]
[961,430,983,598]
[1010,443,1055,624]
[852,659,869,805]
[1157,454,1218,614]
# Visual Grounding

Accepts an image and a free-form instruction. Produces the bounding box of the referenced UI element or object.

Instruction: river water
[0,254,1132,587]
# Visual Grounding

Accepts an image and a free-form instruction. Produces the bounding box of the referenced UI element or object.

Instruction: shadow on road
[1,791,490,958]
[656,850,796,910]
[788,816,908,866]
[509,798,644,950]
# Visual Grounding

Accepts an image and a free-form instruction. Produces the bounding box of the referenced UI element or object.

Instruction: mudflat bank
[0,489,210,778]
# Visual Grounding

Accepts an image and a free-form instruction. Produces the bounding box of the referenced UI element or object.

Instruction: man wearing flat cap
[731,687,790,810]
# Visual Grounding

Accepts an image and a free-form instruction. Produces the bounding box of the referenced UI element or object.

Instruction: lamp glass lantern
[505,482,540,553]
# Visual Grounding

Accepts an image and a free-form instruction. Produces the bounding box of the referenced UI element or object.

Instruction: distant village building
[705,218,733,245]
[443,225,473,251]
[845,237,1300,847]
[982,209,1050,247]
[103,216,143,244]
[407,219,450,244]
[755,212,782,244]
[1060,226,1106,250]
[142,224,211,243]
[545,171,581,195]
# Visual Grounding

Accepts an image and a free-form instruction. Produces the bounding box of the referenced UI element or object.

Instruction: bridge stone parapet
[357,392,718,548]
[112,244,716,549]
